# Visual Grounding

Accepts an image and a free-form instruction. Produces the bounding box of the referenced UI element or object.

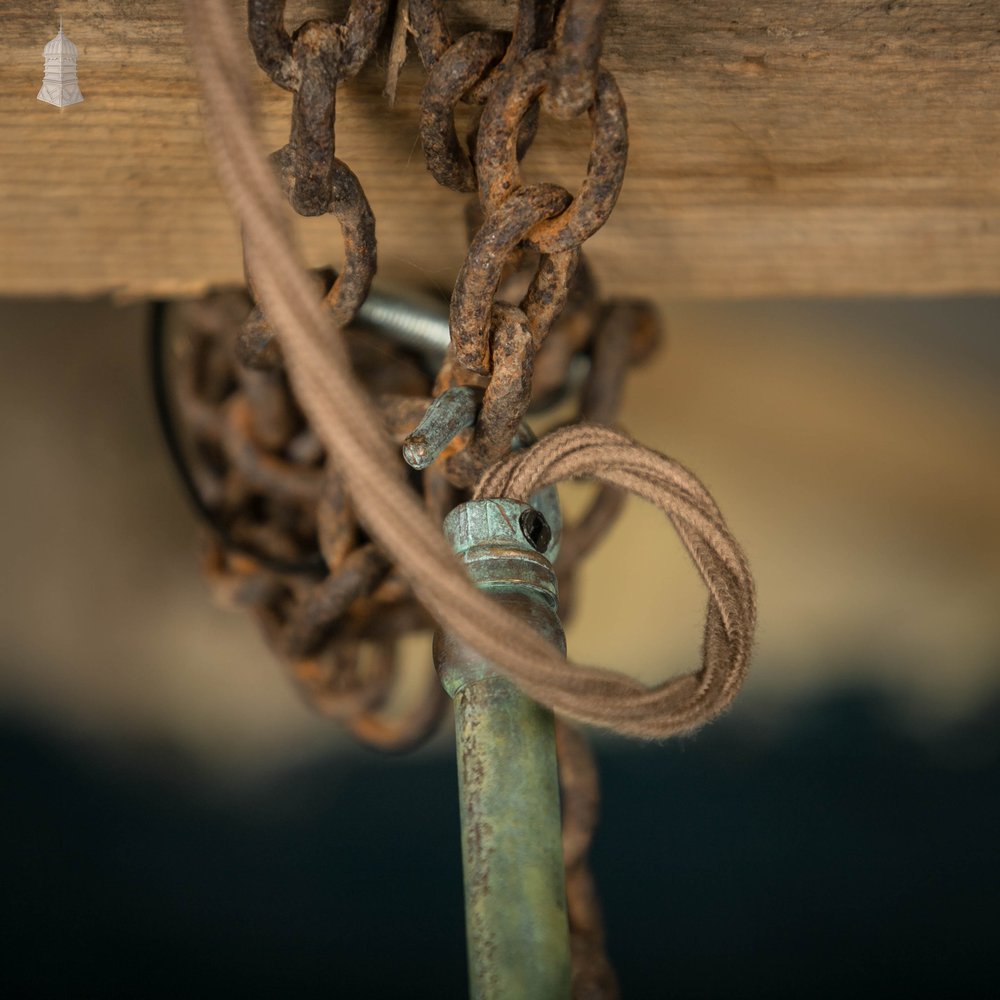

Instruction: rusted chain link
[474,51,627,255]
[239,0,386,368]
[155,291,450,752]
[544,0,609,120]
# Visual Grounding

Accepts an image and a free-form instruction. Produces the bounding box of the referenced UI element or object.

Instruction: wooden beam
[2,1,998,300]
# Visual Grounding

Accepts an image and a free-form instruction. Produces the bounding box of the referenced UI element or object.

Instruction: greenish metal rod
[434,499,572,1000]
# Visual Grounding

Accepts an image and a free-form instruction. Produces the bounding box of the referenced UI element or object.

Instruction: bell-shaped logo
[38,20,84,108]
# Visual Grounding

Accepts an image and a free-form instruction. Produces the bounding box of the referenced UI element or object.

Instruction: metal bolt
[356,285,450,361]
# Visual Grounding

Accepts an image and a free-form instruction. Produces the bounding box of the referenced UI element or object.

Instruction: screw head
[519,507,552,554]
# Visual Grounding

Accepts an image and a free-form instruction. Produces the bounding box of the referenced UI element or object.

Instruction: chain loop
[476,50,628,254]
[441,303,536,487]
[543,0,609,119]
[419,30,510,193]
[450,183,572,373]
[247,0,388,87]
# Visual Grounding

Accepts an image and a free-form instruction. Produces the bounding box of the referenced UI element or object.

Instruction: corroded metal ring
[245,3,389,219]
[247,0,388,88]
[407,0,454,70]
[247,0,297,88]
[520,247,582,352]
[450,183,572,375]
[316,473,355,573]
[289,639,445,753]
[542,0,608,120]
[420,31,510,193]
[285,544,390,657]
[240,162,376,367]
[317,161,378,325]
[476,50,628,255]
[446,303,536,486]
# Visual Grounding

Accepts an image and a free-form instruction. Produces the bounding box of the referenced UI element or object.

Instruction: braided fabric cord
[184,0,755,740]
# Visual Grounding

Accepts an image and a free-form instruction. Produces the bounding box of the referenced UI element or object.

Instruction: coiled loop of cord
[474,424,757,738]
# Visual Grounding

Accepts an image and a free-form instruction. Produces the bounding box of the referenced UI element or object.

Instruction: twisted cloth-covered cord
[477,424,756,730]
[184,0,755,739]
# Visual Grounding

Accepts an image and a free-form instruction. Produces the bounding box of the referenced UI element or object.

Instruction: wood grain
[1,1,998,300]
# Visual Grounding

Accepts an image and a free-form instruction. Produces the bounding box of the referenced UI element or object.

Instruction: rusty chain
[238,0,386,367]
[160,0,457,753]
[411,0,656,597]
[161,2,660,993]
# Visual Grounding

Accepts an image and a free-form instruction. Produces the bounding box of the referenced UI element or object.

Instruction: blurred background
[1,294,997,997]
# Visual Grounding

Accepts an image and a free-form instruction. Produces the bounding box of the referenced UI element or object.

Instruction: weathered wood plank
[1,1,998,300]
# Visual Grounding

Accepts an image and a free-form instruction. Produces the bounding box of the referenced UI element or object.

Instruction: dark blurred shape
[1,682,997,999]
